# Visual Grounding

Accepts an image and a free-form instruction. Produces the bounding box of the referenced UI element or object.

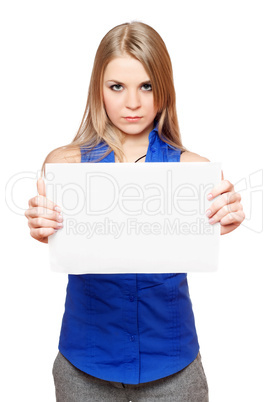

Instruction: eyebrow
[105,79,151,85]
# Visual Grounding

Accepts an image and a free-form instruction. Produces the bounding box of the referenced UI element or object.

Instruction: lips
[124,116,142,122]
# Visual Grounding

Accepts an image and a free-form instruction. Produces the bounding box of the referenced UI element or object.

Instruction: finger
[37,177,46,197]
[36,177,62,212]
[206,201,243,224]
[25,206,62,222]
[206,192,241,218]
[207,180,234,200]
[220,222,242,236]
[30,227,56,242]
[219,210,246,226]
[28,217,63,230]
[28,194,60,213]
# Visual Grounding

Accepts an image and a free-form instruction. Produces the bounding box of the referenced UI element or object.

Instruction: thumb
[37,177,46,197]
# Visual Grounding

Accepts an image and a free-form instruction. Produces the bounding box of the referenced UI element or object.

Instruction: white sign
[46,162,221,274]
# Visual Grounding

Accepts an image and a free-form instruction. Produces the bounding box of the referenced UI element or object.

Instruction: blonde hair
[41,21,187,177]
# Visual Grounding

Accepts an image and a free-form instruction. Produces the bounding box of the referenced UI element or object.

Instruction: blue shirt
[58,126,199,384]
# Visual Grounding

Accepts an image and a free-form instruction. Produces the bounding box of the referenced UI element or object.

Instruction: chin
[119,124,152,137]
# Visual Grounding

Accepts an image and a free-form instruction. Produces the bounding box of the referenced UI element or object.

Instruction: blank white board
[46,162,221,274]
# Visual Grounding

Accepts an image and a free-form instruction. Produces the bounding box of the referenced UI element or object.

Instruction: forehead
[103,56,150,81]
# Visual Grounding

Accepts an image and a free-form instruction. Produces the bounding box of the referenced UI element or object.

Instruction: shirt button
[151,147,156,153]
[129,295,134,302]
[130,335,135,342]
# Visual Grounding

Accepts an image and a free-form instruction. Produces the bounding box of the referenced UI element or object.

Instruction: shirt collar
[148,122,159,143]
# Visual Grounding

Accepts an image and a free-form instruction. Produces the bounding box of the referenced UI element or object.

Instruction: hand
[24,177,63,243]
[205,174,245,235]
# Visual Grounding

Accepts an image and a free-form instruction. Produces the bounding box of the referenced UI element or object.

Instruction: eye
[110,84,123,92]
[141,83,152,91]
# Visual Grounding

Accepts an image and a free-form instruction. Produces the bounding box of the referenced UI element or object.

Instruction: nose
[125,89,141,110]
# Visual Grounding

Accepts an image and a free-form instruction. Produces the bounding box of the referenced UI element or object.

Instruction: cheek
[144,96,157,116]
[103,92,121,120]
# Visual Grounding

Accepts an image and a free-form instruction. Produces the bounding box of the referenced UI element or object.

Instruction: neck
[120,124,154,146]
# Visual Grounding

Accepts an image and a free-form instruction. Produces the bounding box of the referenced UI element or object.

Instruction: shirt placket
[122,274,140,383]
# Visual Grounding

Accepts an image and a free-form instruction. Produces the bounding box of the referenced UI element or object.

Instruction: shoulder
[180,151,210,162]
[45,145,81,164]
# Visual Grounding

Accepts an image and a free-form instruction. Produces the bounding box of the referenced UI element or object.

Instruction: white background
[1,1,267,401]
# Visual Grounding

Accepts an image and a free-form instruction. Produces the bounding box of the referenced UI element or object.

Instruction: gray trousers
[52,351,209,401]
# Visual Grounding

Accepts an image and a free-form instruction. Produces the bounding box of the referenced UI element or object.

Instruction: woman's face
[103,55,157,141]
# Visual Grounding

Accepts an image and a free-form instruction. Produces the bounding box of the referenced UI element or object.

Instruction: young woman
[25,22,245,401]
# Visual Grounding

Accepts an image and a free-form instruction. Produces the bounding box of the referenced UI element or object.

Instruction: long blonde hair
[41,21,187,176]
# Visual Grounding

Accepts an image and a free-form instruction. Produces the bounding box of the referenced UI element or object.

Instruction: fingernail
[207,194,213,200]
[54,206,62,212]
[206,209,212,217]
[57,214,63,222]
[208,218,215,224]
[57,222,63,228]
